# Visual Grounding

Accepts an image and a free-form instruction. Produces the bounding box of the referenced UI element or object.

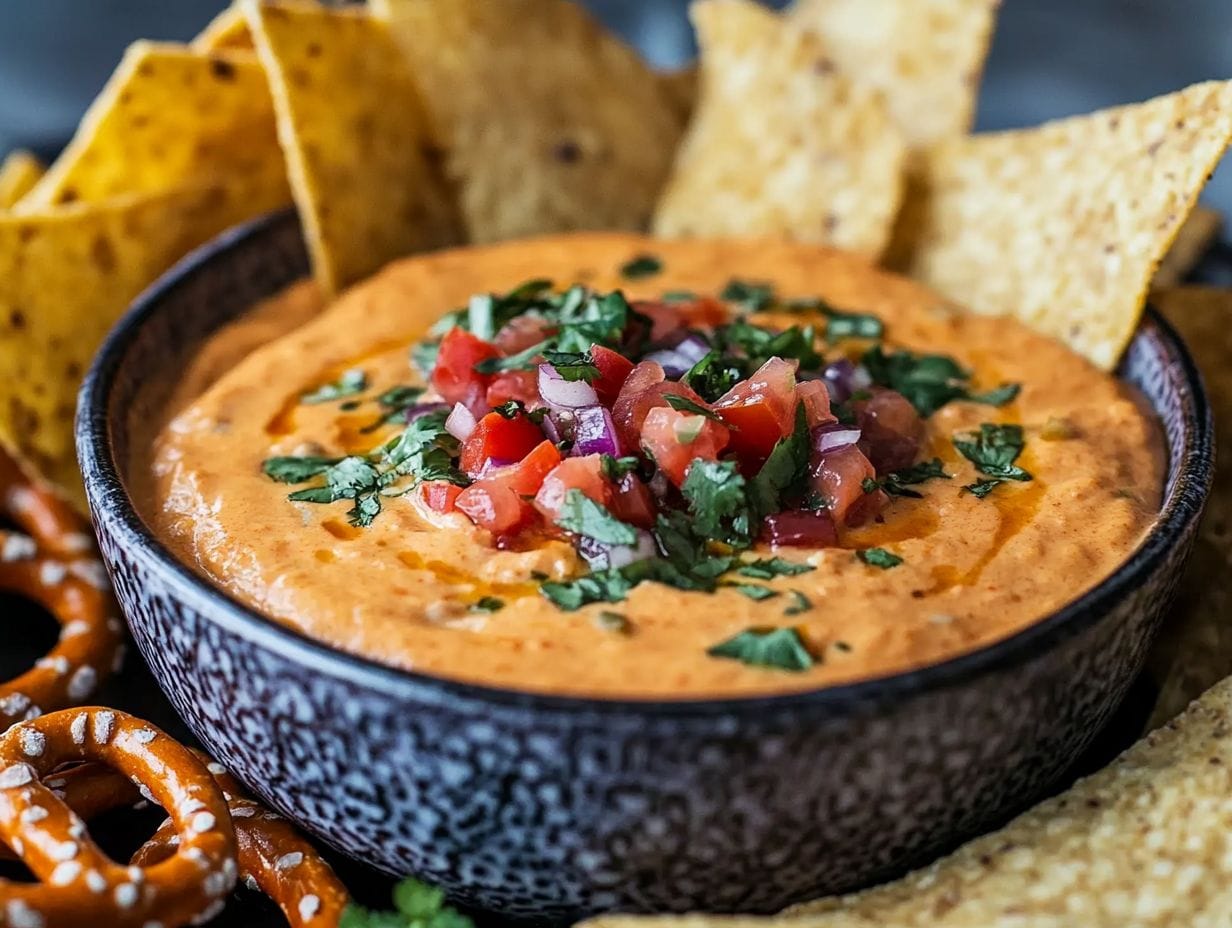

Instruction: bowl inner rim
[77,211,1215,718]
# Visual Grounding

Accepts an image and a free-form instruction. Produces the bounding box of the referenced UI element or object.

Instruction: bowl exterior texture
[79,213,1211,922]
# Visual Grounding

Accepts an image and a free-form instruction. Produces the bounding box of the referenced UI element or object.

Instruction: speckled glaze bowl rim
[77,210,1214,719]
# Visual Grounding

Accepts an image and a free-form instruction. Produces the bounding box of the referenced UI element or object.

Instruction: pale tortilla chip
[0,185,267,506]
[583,676,1232,928]
[372,0,682,243]
[653,0,906,258]
[1148,288,1232,727]
[243,0,461,297]
[789,0,999,149]
[1152,206,1223,288]
[904,81,1232,370]
[193,5,254,52]
[0,151,44,209]
[17,41,289,220]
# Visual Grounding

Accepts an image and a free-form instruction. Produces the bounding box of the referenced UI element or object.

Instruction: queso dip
[144,234,1163,698]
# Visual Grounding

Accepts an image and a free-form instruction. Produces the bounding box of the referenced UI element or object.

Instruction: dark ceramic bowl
[77,210,1212,923]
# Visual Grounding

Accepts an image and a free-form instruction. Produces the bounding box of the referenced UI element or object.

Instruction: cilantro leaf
[684,351,744,402]
[410,340,440,378]
[784,590,812,615]
[858,547,903,569]
[470,597,505,613]
[262,456,341,484]
[665,393,725,424]
[542,350,600,382]
[728,583,779,601]
[600,455,639,480]
[720,319,821,370]
[540,568,634,610]
[963,478,1005,499]
[749,404,810,517]
[966,382,1021,407]
[681,459,752,547]
[301,368,367,405]
[708,627,814,671]
[474,339,549,374]
[341,877,476,928]
[555,489,638,545]
[953,423,1032,485]
[663,289,698,303]
[871,457,951,498]
[721,279,776,313]
[862,345,1021,418]
[620,254,663,279]
[737,557,814,580]
[359,385,427,433]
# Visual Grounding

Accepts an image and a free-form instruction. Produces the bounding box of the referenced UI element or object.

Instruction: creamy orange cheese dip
[143,234,1163,698]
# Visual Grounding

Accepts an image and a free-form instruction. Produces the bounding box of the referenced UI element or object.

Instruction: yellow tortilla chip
[1152,206,1223,288]
[17,42,289,218]
[242,0,461,298]
[1148,287,1232,727]
[193,5,254,52]
[0,151,44,209]
[789,0,999,149]
[0,185,267,506]
[372,0,682,243]
[653,0,906,258]
[584,676,1232,928]
[904,81,1232,370]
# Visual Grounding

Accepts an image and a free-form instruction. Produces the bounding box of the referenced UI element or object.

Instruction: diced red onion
[541,412,566,444]
[642,349,693,379]
[674,333,711,365]
[405,401,450,423]
[572,406,622,457]
[821,359,872,404]
[539,363,598,409]
[813,424,862,454]
[577,529,658,570]
[444,402,477,440]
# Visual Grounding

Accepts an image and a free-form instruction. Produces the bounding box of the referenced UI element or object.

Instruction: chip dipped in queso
[145,234,1163,698]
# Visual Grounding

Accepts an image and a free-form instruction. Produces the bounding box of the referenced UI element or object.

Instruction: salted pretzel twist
[0,451,122,730]
[0,708,237,928]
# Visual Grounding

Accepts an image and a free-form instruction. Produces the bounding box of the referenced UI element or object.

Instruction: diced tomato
[761,509,839,548]
[630,301,684,342]
[485,370,540,408]
[854,388,925,474]
[714,357,800,462]
[674,296,729,329]
[796,379,836,430]
[590,345,635,406]
[456,481,534,534]
[809,444,878,526]
[458,411,544,478]
[639,406,730,486]
[495,314,555,354]
[497,441,562,496]
[432,327,499,412]
[609,472,656,528]
[533,455,612,522]
[419,481,464,514]
[611,361,710,451]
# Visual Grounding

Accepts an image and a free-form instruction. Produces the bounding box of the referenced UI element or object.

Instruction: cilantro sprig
[301,368,367,405]
[341,878,474,928]
[708,627,815,671]
[953,423,1033,498]
[863,458,951,499]
[862,345,1019,418]
[620,253,663,279]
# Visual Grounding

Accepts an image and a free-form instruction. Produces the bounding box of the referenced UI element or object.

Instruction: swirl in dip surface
[143,233,1163,698]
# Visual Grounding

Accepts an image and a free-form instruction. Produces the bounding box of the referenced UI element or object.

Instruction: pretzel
[0,708,237,928]
[0,450,123,731]
[135,754,349,927]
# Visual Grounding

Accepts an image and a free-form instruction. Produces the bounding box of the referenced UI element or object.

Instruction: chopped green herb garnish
[869,457,952,498]
[470,596,504,613]
[707,627,814,672]
[262,456,342,484]
[600,454,639,480]
[620,254,663,279]
[681,459,752,548]
[721,279,776,312]
[540,567,635,610]
[858,547,903,569]
[340,877,475,928]
[821,307,884,343]
[966,382,1021,406]
[749,404,811,517]
[541,349,600,382]
[720,319,821,370]
[665,392,725,424]
[662,289,698,303]
[783,590,812,616]
[358,385,427,433]
[555,489,638,545]
[727,583,779,601]
[596,610,633,634]
[737,557,814,580]
[862,345,1019,418]
[410,340,440,378]
[953,423,1032,498]
[474,339,549,374]
[684,350,744,402]
[301,368,367,405]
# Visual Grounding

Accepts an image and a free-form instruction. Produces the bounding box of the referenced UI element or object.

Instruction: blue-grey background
[1,1,1229,212]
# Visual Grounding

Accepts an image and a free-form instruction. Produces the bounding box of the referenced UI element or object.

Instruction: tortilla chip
[17,42,289,220]
[0,185,265,506]
[653,0,906,258]
[789,0,999,149]
[0,151,44,209]
[372,0,682,243]
[658,65,700,127]
[193,5,254,52]
[1147,288,1232,727]
[242,0,461,298]
[1152,206,1223,288]
[903,81,1232,370]
[584,676,1232,928]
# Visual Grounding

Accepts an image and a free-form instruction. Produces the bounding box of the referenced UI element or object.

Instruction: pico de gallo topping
[263,272,1024,612]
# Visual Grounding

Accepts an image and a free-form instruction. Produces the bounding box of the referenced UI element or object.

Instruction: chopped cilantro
[721,279,776,313]
[728,583,779,601]
[301,368,367,405]
[749,405,810,517]
[858,547,903,569]
[600,455,639,480]
[822,308,883,343]
[410,340,440,378]
[466,294,498,341]
[359,385,426,433]
[474,339,549,374]
[341,877,475,928]
[684,351,744,402]
[720,319,821,370]
[262,456,341,484]
[966,382,1021,406]
[707,627,814,672]
[596,610,632,634]
[470,597,504,613]
[862,345,1019,418]
[620,254,663,279]
[665,392,725,424]
[555,489,638,545]
[662,289,698,303]
[540,567,634,610]
[870,458,952,498]
[541,349,600,382]
[953,423,1032,498]
[783,590,812,616]
[737,557,814,580]
[681,460,752,547]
